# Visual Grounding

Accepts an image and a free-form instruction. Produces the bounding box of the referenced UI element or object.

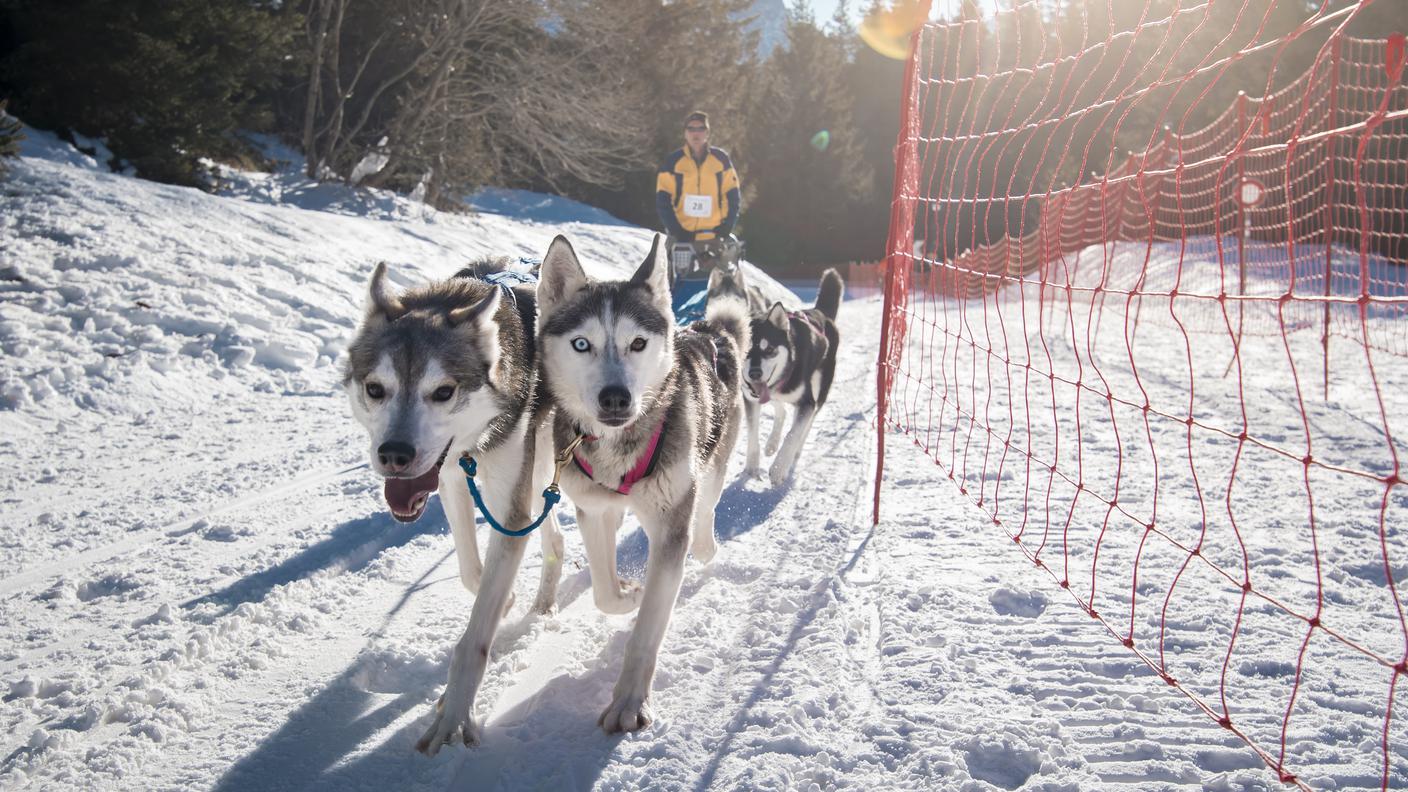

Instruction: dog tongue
[384,466,440,516]
[750,378,771,404]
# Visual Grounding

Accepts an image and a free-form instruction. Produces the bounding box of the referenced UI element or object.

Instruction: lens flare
[859,0,930,61]
[810,130,830,152]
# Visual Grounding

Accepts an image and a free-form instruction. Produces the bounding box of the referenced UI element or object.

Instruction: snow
[1,126,1404,791]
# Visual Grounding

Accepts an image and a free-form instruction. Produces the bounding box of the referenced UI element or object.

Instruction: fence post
[1322,36,1341,401]
[875,20,926,526]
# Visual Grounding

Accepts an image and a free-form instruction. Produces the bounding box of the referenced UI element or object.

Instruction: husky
[343,260,565,754]
[536,233,748,733]
[742,268,843,487]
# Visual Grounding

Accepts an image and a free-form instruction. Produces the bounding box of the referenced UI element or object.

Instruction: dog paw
[530,594,557,616]
[598,692,654,733]
[415,696,482,756]
[594,578,643,615]
[743,465,763,479]
[691,535,718,565]
[768,461,791,488]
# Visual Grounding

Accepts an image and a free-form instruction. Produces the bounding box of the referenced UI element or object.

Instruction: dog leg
[579,505,641,614]
[768,402,817,488]
[416,532,526,755]
[532,511,565,615]
[689,461,725,564]
[440,474,483,595]
[530,426,563,615]
[743,397,762,476]
[764,401,786,456]
[599,494,693,733]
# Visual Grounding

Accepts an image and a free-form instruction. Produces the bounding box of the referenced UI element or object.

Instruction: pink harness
[572,418,666,495]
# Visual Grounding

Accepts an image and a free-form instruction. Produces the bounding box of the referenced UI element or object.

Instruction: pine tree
[576,0,758,227]
[738,6,877,271]
[0,0,298,186]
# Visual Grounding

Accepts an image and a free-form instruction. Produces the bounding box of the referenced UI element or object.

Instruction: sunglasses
[685,125,708,132]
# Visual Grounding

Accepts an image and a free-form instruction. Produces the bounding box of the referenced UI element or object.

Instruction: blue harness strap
[459,456,560,537]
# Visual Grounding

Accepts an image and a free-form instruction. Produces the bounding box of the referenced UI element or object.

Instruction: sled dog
[343,260,564,753]
[536,233,748,732]
[742,268,842,487]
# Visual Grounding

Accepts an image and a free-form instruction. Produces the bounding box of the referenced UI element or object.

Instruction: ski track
[5,299,1357,792]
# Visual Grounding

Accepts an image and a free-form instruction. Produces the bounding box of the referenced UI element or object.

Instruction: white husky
[343,261,563,753]
[536,233,749,732]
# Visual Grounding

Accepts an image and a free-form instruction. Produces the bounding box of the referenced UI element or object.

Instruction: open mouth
[382,441,452,523]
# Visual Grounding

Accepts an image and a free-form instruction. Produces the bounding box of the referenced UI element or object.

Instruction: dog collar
[572,417,666,495]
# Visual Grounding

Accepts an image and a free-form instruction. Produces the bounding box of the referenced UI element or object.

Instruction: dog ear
[630,234,671,302]
[367,262,406,322]
[448,286,501,336]
[538,235,588,310]
[767,301,788,328]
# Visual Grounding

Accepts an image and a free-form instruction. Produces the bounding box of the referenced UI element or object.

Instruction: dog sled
[669,235,744,323]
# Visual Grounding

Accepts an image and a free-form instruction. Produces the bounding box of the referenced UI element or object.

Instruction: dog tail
[815,268,844,321]
[454,256,515,281]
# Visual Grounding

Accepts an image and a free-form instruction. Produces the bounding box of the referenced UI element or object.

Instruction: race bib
[682,194,713,218]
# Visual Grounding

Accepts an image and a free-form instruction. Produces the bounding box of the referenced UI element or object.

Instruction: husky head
[747,302,794,388]
[344,262,509,523]
[537,234,673,432]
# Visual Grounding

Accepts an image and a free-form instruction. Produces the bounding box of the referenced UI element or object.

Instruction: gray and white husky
[742,268,842,487]
[343,260,564,753]
[536,233,748,732]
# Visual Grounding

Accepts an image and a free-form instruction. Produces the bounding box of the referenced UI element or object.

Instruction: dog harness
[572,418,667,495]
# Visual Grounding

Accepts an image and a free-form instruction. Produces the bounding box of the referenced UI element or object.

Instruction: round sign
[1238,178,1265,208]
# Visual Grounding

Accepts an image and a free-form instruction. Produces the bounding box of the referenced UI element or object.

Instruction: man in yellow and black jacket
[655,110,741,242]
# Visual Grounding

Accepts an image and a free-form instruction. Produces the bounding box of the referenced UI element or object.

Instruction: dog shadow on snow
[211,550,638,792]
[212,453,818,791]
[182,500,448,618]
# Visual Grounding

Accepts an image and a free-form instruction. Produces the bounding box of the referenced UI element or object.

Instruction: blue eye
[571,337,591,353]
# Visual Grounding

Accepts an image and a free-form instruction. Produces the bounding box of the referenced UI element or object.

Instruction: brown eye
[431,385,455,402]
[365,382,385,400]
[629,337,647,352]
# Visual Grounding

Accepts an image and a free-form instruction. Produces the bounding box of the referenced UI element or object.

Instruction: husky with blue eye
[536,233,748,733]
[343,260,564,754]
[742,268,842,487]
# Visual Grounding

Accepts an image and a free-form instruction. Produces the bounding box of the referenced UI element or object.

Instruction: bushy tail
[815,268,843,320]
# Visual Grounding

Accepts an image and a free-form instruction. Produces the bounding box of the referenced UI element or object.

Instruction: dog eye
[365,382,385,400]
[571,337,591,353]
[629,337,647,352]
[431,385,455,402]
[764,347,778,357]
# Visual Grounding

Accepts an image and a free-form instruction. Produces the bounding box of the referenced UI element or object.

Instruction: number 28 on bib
[682,194,712,219]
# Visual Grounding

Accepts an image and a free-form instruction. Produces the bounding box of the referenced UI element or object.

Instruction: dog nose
[378,441,416,473]
[598,385,632,414]
[748,366,763,380]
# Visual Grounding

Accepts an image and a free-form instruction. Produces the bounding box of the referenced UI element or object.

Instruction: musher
[655,110,743,315]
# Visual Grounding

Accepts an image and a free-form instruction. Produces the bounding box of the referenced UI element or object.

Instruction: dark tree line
[4,1,1394,271]
[0,0,896,272]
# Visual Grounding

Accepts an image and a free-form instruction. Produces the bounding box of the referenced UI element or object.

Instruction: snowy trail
[4,134,1404,790]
